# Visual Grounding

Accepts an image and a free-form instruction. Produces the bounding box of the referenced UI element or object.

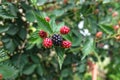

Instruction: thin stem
[94,51,101,66]
[96,33,120,42]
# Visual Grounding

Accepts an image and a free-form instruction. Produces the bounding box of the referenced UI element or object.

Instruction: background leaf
[23,64,37,75]
[34,13,53,34]
[82,38,95,60]
[0,63,18,79]
[55,47,65,69]
[0,49,10,62]
[0,26,9,33]
[98,24,115,34]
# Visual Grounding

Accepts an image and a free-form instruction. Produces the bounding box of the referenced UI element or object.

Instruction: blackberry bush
[1,0,120,80]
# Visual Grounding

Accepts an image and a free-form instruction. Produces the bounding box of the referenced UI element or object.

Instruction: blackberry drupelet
[52,34,63,46]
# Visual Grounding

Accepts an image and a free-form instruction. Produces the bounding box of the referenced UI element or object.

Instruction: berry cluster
[38,17,72,48]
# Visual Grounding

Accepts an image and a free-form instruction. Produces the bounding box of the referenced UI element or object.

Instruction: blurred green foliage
[0,0,120,80]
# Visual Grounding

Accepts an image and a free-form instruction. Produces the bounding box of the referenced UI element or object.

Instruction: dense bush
[0,0,120,80]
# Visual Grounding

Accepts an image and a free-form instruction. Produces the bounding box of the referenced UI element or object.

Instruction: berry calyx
[52,34,63,46]
[96,31,103,38]
[60,26,70,35]
[43,38,53,48]
[39,30,47,38]
[113,25,119,31]
[45,16,50,22]
[62,41,71,48]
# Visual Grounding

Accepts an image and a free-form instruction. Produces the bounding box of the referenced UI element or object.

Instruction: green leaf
[72,37,82,47]
[30,54,40,63]
[55,47,65,69]
[29,30,39,41]
[0,63,18,79]
[0,49,10,62]
[5,39,16,53]
[6,24,19,35]
[25,10,36,22]
[36,64,44,76]
[103,0,113,3]
[82,38,95,60]
[61,68,71,77]
[34,13,53,34]
[23,64,37,75]
[0,26,9,33]
[18,28,27,40]
[56,22,65,32]
[62,34,72,42]
[0,9,16,19]
[80,0,85,4]
[1,36,10,43]
[27,29,42,49]
[37,0,48,6]
[52,10,65,16]
[28,30,42,48]
[77,64,86,73]
[98,24,114,34]
[0,13,15,19]
[21,2,32,10]
[31,0,37,5]
[50,18,57,32]
[8,3,17,17]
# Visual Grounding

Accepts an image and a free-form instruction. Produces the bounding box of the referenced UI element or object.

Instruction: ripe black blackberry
[51,34,63,46]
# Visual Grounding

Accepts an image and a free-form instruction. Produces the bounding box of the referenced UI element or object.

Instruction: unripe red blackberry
[60,26,70,35]
[112,11,118,17]
[52,34,63,46]
[113,25,119,31]
[96,31,103,38]
[62,41,71,48]
[45,16,50,22]
[0,74,2,80]
[43,38,53,48]
[39,30,47,38]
